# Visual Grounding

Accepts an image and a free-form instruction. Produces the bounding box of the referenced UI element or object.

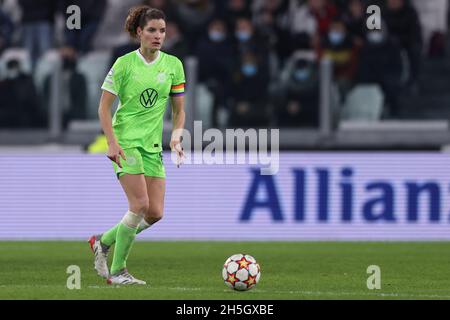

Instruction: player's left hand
[170,140,185,168]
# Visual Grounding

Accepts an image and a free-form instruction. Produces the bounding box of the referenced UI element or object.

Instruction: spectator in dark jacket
[0,8,14,55]
[216,0,252,33]
[0,59,43,128]
[43,48,88,129]
[18,0,57,68]
[277,57,320,128]
[62,0,107,55]
[109,40,140,69]
[229,51,271,128]
[175,0,216,54]
[142,0,178,22]
[318,19,360,98]
[342,0,367,46]
[253,0,291,64]
[384,0,422,86]
[356,28,404,117]
[162,20,189,60]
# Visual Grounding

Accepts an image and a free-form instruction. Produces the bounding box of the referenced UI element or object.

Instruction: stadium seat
[34,50,61,95]
[0,48,32,80]
[194,84,214,129]
[77,51,112,119]
[340,85,384,121]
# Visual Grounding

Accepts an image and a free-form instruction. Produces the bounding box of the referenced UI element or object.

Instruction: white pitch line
[161,287,450,299]
[248,289,450,299]
[144,286,450,299]
[2,285,450,299]
[167,287,202,291]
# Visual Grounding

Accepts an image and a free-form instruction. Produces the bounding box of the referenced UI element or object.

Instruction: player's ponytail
[125,5,166,39]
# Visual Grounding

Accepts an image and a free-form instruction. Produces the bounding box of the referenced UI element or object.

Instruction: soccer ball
[222,253,261,291]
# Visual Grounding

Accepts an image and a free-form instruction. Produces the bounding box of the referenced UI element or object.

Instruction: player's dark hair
[125,5,166,39]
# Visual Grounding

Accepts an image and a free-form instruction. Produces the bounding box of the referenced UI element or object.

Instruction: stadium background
[1,0,450,300]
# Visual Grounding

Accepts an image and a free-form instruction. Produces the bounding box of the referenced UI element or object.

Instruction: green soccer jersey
[101,49,185,153]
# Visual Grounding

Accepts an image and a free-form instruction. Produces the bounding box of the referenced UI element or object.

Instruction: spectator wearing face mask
[233,16,270,77]
[356,28,404,117]
[43,48,88,129]
[234,16,267,54]
[229,51,270,128]
[0,59,43,128]
[318,19,360,98]
[277,56,320,127]
[195,18,234,127]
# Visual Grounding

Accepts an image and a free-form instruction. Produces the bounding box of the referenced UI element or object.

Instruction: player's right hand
[107,142,126,168]
[171,141,185,168]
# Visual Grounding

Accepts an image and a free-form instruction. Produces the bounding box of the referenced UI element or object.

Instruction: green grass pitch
[0,241,449,300]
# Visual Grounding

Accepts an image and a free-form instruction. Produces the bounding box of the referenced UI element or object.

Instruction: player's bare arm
[98,90,126,168]
[170,94,185,165]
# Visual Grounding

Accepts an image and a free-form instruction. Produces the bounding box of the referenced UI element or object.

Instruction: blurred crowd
[0,0,449,129]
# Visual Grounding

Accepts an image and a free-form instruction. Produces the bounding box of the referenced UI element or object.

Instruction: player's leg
[97,151,165,255]
[100,147,146,246]
[139,176,165,233]
[107,173,148,283]
[96,183,162,247]
[89,148,145,279]
[107,178,164,285]
[96,177,164,250]
[136,150,166,233]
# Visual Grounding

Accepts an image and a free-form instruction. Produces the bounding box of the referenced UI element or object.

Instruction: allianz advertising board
[0,153,449,240]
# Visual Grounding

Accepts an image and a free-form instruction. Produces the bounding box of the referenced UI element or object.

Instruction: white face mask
[367,31,384,44]
[328,31,345,45]
[235,30,251,42]
[209,31,226,42]
[294,68,311,81]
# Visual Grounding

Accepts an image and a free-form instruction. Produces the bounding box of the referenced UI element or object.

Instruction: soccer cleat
[106,269,146,285]
[88,234,110,278]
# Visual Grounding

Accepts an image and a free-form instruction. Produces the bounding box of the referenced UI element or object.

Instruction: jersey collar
[136,49,161,66]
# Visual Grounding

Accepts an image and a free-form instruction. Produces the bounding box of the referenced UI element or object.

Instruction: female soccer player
[88,6,186,285]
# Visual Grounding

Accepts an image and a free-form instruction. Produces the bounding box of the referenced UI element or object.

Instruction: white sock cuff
[139,219,151,229]
[121,210,143,229]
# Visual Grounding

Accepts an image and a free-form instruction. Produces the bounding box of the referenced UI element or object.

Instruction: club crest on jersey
[157,72,166,83]
[126,156,137,166]
[140,88,158,108]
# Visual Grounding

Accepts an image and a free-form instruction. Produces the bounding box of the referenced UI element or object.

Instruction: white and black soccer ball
[222,253,261,291]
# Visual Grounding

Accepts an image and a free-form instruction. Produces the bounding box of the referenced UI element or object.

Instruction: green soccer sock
[100,223,120,247]
[101,220,151,247]
[110,222,138,275]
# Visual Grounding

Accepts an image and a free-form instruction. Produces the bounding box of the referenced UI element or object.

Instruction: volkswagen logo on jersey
[140,88,158,108]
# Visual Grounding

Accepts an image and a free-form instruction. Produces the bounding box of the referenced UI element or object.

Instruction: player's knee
[130,196,149,215]
[145,207,163,223]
